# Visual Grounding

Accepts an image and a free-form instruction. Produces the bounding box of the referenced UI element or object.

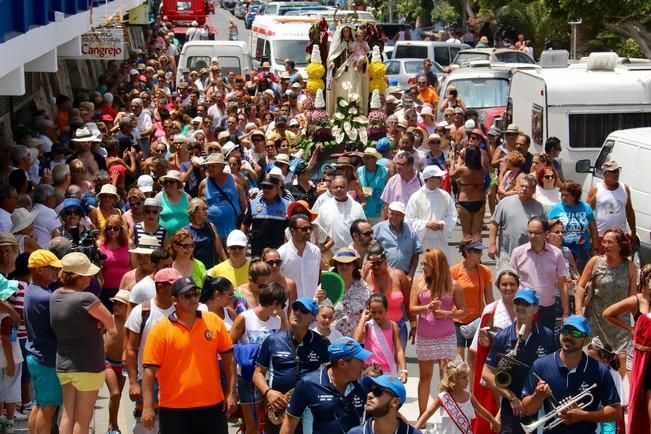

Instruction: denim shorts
[27,355,62,406]
[237,375,262,404]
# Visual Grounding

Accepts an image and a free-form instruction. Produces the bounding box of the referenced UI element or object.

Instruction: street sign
[80,28,125,60]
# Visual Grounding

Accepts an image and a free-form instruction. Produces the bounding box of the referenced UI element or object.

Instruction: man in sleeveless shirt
[586,160,637,250]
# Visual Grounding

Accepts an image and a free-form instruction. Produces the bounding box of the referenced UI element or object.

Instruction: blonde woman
[183,197,226,269]
[98,214,131,311]
[409,248,465,415]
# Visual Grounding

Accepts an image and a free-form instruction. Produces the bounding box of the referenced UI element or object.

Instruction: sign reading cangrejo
[81,29,125,60]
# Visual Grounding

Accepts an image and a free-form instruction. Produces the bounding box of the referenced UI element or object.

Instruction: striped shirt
[134,222,166,247]
[8,281,28,340]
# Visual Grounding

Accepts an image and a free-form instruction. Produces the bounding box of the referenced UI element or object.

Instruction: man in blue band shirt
[521,315,620,434]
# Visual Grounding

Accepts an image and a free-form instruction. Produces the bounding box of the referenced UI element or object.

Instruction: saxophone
[266,388,294,426]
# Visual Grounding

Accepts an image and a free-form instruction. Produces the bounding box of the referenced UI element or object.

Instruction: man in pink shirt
[510,216,568,335]
[380,151,423,219]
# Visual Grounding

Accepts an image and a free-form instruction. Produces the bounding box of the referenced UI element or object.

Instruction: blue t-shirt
[486,323,556,428]
[248,195,290,257]
[372,221,423,274]
[287,368,366,434]
[24,283,58,367]
[547,201,595,251]
[348,418,422,434]
[522,352,620,434]
[256,329,329,394]
[357,165,389,218]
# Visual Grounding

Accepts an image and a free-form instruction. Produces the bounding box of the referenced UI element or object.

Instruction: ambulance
[249,15,316,78]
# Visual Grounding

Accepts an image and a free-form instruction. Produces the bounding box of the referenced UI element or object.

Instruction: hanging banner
[129,3,150,25]
[80,29,125,60]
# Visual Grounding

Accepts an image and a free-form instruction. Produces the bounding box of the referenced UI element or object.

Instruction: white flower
[332,125,342,136]
[339,99,349,108]
[349,107,358,115]
[334,112,345,120]
[349,127,358,141]
[349,93,359,103]
[353,116,369,125]
[334,131,345,144]
[359,128,368,145]
[342,80,352,91]
[343,121,352,137]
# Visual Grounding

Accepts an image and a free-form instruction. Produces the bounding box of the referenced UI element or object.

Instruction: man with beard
[349,375,421,434]
[253,297,329,434]
[521,315,621,434]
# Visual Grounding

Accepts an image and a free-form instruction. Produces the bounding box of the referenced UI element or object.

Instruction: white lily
[334,130,345,144]
[343,121,353,137]
[342,80,352,91]
[334,112,345,120]
[353,116,369,125]
[339,99,349,108]
[359,128,368,144]
[349,107,358,115]
[349,127,358,141]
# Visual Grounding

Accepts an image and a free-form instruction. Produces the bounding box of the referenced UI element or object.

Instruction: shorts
[237,375,262,404]
[0,364,23,403]
[57,371,105,392]
[27,355,62,406]
[159,404,227,434]
[19,338,31,385]
[415,334,457,361]
[105,358,123,376]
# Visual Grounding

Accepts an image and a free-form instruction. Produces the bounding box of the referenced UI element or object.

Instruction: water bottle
[9,324,17,343]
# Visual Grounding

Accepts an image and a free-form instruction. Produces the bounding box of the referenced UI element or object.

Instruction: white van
[176,41,253,86]
[249,16,313,77]
[392,41,470,67]
[509,52,651,182]
[576,128,651,266]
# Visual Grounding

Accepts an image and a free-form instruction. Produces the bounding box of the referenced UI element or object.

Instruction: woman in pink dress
[410,248,466,415]
[97,214,131,312]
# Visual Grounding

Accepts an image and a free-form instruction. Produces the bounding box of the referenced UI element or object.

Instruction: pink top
[99,242,131,288]
[386,290,404,322]
[364,325,395,374]
[417,290,455,338]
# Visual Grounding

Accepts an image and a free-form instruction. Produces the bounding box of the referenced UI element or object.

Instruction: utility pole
[568,18,582,60]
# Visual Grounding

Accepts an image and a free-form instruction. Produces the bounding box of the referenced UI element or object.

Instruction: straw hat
[10,208,39,234]
[329,247,362,268]
[61,252,100,276]
[98,184,119,198]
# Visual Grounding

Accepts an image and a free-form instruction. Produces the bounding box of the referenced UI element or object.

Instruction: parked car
[385,58,443,90]
[392,41,470,67]
[452,48,535,66]
[245,2,261,28]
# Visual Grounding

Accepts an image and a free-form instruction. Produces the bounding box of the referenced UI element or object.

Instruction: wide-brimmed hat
[11,208,39,234]
[61,252,100,276]
[421,105,435,117]
[334,156,354,169]
[287,200,318,222]
[0,233,18,247]
[110,289,131,305]
[58,198,85,217]
[222,141,239,158]
[204,152,226,165]
[160,170,183,184]
[72,127,101,142]
[250,130,266,140]
[0,274,19,301]
[505,124,520,134]
[363,147,382,160]
[601,160,621,172]
[98,184,119,198]
[275,154,291,167]
[128,235,160,255]
[329,247,362,268]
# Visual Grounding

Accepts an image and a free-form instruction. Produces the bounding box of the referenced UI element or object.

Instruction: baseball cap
[292,297,318,316]
[328,337,372,361]
[226,230,247,248]
[376,137,391,153]
[171,277,198,297]
[28,250,63,269]
[138,175,154,193]
[388,201,406,215]
[601,160,621,172]
[144,197,161,208]
[464,119,476,130]
[60,252,100,276]
[422,165,446,180]
[154,268,183,284]
[563,315,591,336]
[361,375,407,406]
[513,287,540,305]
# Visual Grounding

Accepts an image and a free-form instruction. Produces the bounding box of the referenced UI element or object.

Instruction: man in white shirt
[32,184,60,248]
[278,214,321,299]
[317,176,366,251]
[405,165,458,258]
[129,247,173,306]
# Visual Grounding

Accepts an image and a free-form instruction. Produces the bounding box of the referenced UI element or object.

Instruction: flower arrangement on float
[367,89,387,141]
[297,89,335,156]
[330,80,369,149]
[306,45,325,95]
[368,46,387,94]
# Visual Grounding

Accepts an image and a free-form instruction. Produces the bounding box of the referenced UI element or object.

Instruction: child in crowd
[312,299,342,343]
[587,337,627,434]
[0,306,23,434]
[353,294,407,382]
[104,290,129,434]
[415,359,500,433]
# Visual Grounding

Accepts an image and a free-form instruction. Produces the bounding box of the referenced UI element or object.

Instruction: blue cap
[292,297,318,316]
[513,287,539,305]
[58,198,85,217]
[376,137,391,153]
[488,127,502,136]
[328,337,372,361]
[362,375,407,406]
[563,315,591,336]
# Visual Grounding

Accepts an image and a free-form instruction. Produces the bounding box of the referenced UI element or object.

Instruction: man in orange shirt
[415,74,439,107]
[141,277,236,434]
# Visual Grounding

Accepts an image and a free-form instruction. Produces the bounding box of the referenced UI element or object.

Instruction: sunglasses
[262,184,275,190]
[228,245,245,250]
[266,259,282,267]
[561,328,585,338]
[64,210,80,216]
[369,388,393,399]
[371,258,385,266]
[107,226,121,232]
[360,231,373,237]
[163,180,178,186]
[176,242,195,249]
[145,209,159,215]
[296,226,312,232]
[181,289,201,300]
[514,299,532,307]
[543,175,555,180]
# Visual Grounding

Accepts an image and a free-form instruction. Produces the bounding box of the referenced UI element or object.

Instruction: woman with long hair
[170,229,206,288]
[534,165,561,213]
[97,214,130,311]
[409,248,465,415]
[576,227,636,375]
[497,151,526,200]
[449,145,487,241]
[200,276,238,330]
[261,248,297,305]
[123,188,146,236]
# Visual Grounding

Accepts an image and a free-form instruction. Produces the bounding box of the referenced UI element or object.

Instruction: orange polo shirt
[143,310,233,408]
[417,87,439,107]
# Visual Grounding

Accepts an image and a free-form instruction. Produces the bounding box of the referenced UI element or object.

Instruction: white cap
[269,166,283,177]
[422,165,446,180]
[222,141,238,157]
[464,119,476,130]
[226,230,248,247]
[138,174,154,193]
[388,201,406,215]
[436,120,451,129]
[144,197,161,208]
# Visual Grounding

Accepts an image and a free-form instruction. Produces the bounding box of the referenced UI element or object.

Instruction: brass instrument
[266,388,294,426]
[494,324,529,388]
[521,383,597,433]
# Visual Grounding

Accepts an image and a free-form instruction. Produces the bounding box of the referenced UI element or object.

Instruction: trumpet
[520,383,597,433]
[266,388,293,426]
[494,324,528,388]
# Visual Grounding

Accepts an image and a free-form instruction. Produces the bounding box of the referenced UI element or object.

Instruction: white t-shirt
[129,276,156,305]
[316,197,366,250]
[33,203,60,248]
[0,208,12,232]
[312,326,342,344]
[124,300,175,378]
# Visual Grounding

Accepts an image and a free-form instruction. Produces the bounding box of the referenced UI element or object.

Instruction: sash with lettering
[437,391,473,434]
[367,319,396,374]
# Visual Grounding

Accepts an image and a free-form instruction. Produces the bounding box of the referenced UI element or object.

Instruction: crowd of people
[0,11,648,434]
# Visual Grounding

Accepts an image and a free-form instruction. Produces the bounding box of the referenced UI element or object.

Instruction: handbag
[234,343,261,382]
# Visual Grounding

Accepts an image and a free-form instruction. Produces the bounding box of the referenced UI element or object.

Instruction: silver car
[385,58,444,90]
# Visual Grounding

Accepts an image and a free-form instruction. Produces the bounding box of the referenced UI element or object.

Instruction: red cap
[101,114,114,123]
[154,268,183,284]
